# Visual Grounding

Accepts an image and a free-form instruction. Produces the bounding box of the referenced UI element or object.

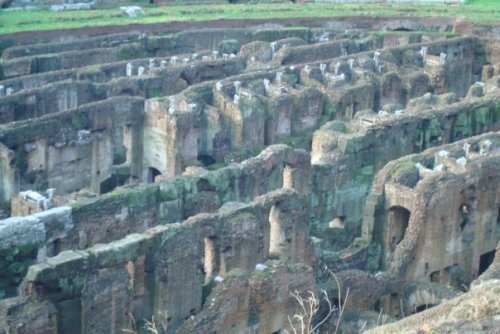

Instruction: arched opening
[204,237,218,282]
[99,173,129,194]
[389,293,401,318]
[414,304,436,313]
[52,239,61,255]
[430,270,440,283]
[329,216,346,229]
[197,154,216,167]
[118,88,135,96]
[99,176,117,195]
[283,164,294,189]
[479,250,496,276]
[459,203,469,231]
[126,260,135,289]
[147,167,161,183]
[269,205,285,256]
[387,206,411,250]
[332,297,344,309]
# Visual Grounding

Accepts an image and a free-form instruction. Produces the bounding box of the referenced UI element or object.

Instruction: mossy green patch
[14,149,28,176]
[71,112,90,130]
[0,39,15,56]
[366,242,382,272]
[323,102,337,119]
[71,184,159,218]
[218,39,240,55]
[117,45,145,61]
[0,243,38,299]
[207,162,226,171]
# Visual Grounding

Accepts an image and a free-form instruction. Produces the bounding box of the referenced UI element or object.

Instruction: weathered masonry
[0,17,499,333]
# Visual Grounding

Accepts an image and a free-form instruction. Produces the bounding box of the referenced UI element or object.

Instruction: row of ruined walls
[146,36,482,179]
[0,34,496,330]
[362,133,500,283]
[0,29,372,96]
[0,24,496,328]
[0,144,310,300]
[0,27,320,81]
[0,27,378,209]
[0,56,247,124]
[0,30,479,126]
[0,188,313,334]
[0,96,145,206]
[309,94,500,250]
[0,35,485,222]
[0,30,391,127]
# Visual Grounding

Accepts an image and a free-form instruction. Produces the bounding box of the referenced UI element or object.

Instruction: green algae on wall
[0,244,38,299]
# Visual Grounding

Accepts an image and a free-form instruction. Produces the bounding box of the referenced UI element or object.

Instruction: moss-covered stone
[71,112,90,130]
[30,54,62,74]
[324,102,337,119]
[0,243,38,299]
[117,45,145,61]
[218,39,240,55]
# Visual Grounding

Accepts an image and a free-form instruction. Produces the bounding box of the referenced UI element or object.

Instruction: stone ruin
[0,18,499,333]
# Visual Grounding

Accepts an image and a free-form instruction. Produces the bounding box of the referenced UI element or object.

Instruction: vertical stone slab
[81,267,132,334]
[57,298,82,334]
[154,229,203,331]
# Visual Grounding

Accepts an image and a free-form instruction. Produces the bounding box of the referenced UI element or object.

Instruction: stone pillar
[81,267,133,334]
[124,122,143,181]
[154,233,202,331]
[204,237,219,283]
[440,52,447,65]
[126,63,133,77]
[269,204,285,256]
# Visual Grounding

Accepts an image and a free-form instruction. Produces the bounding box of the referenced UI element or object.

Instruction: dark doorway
[147,167,161,183]
[99,174,129,194]
[393,28,413,32]
[430,270,440,283]
[388,206,411,246]
[479,250,496,276]
[197,154,216,167]
[415,304,436,313]
[497,207,500,238]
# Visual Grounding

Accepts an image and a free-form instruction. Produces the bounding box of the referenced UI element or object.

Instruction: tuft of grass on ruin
[0,1,499,36]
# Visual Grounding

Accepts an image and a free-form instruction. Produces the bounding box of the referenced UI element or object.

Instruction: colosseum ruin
[0,4,499,333]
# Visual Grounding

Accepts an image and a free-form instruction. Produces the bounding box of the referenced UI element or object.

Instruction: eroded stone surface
[0,19,499,333]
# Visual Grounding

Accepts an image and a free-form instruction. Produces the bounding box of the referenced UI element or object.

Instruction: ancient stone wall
[362,132,500,283]
[0,21,499,333]
[310,95,499,241]
[365,243,500,334]
[0,96,144,204]
[0,144,309,298]
[0,188,312,334]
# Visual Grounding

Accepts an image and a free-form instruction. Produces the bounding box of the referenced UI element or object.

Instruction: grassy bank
[0,0,498,36]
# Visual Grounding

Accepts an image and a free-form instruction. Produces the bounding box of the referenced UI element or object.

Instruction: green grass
[0,1,498,36]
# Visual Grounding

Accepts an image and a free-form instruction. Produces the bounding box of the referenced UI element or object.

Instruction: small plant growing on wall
[285,267,349,334]
[123,311,168,334]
